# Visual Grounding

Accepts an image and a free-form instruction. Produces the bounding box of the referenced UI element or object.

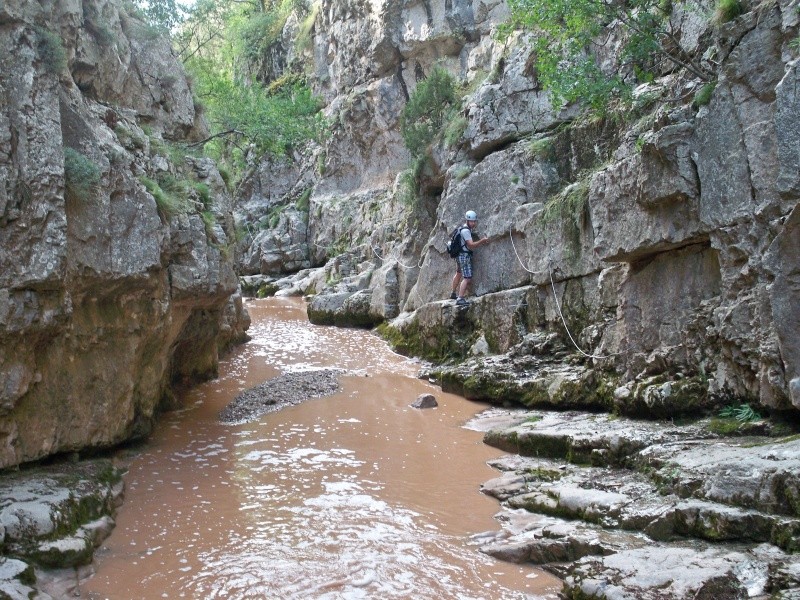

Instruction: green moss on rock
[620,375,710,418]
[377,320,472,363]
[707,418,743,436]
[517,432,573,460]
[483,430,521,454]
[30,536,94,568]
[547,373,616,411]
[256,283,280,298]
[523,466,563,481]
[771,520,800,553]
[462,372,516,401]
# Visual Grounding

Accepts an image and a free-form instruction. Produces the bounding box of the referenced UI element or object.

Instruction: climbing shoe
[449,292,458,300]
[455,297,469,306]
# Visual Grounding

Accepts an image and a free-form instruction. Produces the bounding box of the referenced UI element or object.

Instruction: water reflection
[83,297,560,599]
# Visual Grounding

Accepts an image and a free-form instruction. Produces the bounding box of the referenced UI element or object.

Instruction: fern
[718,403,762,422]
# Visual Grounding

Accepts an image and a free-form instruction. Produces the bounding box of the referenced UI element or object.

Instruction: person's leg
[458,277,471,298]
[456,255,473,304]
[451,270,462,298]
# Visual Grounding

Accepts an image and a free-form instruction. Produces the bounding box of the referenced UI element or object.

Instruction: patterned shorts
[456,253,473,279]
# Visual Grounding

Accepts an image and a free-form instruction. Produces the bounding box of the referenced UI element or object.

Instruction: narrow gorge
[1,0,799,598]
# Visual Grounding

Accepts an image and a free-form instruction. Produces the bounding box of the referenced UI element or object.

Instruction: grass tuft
[64,148,101,202]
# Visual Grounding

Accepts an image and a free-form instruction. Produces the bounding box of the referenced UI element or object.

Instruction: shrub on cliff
[400,66,458,158]
[64,148,101,202]
[34,26,67,74]
[503,0,713,112]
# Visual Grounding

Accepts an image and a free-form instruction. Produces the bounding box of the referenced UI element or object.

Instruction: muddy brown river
[83,297,561,599]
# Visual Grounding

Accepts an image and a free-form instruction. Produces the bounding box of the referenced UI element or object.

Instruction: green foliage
[267,205,284,228]
[236,11,285,61]
[64,148,101,201]
[707,417,744,435]
[295,2,320,54]
[171,0,325,178]
[714,0,744,23]
[114,123,147,150]
[540,177,590,226]
[201,210,217,239]
[156,172,190,198]
[718,403,762,422]
[218,166,232,189]
[527,137,555,161]
[35,27,67,74]
[397,169,418,208]
[694,82,716,107]
[504,0,711,113]
[443,115,468,148]
[194,181,212,205]
[86,20,116,47]
[130,21,164,41]
[134,0,186,31]
[400,66,458,157]
[295,187,312,213]
[140,176,188,219]
[187,59,324,159]
[150,137,192,165]
[326,235,349,260]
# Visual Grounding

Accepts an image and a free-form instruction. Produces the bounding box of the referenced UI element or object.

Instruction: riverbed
[82,297,561,599]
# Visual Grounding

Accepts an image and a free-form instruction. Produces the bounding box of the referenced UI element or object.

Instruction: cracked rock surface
[466,408,800,599]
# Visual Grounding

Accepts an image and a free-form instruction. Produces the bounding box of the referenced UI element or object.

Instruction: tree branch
[613,12,712,80]
[187,129,247,147]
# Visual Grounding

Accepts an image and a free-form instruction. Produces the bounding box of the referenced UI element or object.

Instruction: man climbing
[450,210,489,306]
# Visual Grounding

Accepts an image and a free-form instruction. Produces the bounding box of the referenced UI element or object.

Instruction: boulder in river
[411,394,438,409]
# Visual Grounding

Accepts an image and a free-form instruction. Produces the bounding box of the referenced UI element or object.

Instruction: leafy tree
[134,0,187,32]
[400,66,458,157]
[170,0,324,165]
[504,0,713,111]
[174,0,300,64]
[187,58,324,160]
[172,0,236,62]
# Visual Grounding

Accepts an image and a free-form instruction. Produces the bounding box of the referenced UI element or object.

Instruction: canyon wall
[0,0,249,468]
[238,0,799,417]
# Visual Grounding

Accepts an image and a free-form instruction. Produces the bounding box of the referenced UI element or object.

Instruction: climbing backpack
[446,226,466,258]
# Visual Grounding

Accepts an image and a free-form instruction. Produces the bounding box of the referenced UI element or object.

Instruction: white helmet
[465,210,477,220]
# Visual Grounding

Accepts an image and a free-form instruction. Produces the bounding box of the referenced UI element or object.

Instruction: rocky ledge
[0,459,125,599]
[466,408,800,599]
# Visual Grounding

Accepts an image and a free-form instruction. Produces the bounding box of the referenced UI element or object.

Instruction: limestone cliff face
[0,0,249,468]
[238,0,799,415]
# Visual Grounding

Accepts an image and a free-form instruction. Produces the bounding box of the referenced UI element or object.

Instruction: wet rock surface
[0,459,124,599]
[218,369,342,424]
[411,393,438,409]
[465,408,800,599]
